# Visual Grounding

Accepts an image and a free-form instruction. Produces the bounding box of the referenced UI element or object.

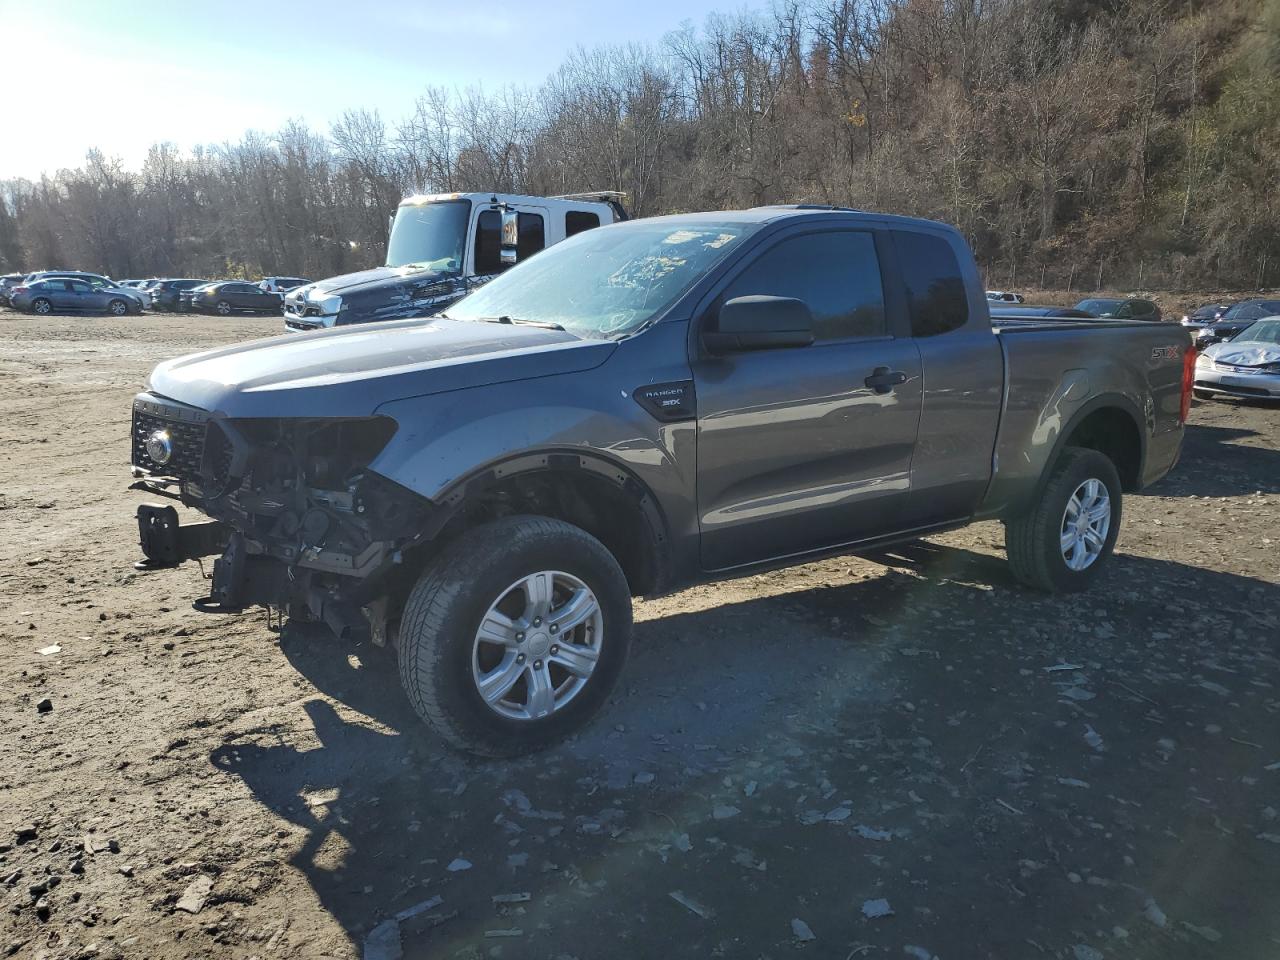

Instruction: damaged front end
[130,392,431,642]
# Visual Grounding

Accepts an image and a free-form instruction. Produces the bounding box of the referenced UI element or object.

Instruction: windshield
[1075,298,1122,314]
[1235,319,1280,344]
[448,220,749,339]
[385,199,470,273]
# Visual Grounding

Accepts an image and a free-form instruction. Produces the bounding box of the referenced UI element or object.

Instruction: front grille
[133,410,206,479]
[131,395,236,494]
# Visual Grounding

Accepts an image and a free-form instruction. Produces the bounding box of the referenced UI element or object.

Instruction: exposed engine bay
[130,392,430,642]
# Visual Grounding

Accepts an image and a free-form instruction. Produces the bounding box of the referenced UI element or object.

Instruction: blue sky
[0,0,738,179]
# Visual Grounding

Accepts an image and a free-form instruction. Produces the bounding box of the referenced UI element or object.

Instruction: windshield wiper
[480,315,566,332]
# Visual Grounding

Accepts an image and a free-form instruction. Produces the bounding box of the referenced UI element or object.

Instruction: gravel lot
[2,311,1278,960]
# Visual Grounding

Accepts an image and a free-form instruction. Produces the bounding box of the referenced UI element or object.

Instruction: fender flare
[424,447,672,586]
[1025,392,1147,510]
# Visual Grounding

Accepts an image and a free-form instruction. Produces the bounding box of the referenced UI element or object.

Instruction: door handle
[864,367,907,394]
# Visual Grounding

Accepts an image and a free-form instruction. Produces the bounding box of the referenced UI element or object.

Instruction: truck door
[472,206,548,278]
[889,229,1004,527]
[692,227,924,572]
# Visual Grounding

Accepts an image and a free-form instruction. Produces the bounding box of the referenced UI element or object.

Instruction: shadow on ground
[1160,417,1280,496]
[210,542,1280,959]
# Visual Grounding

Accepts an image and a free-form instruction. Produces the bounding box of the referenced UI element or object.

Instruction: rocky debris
[712,804,740,820]
[483,929,524,938]
[492,892,531,904]
[855,824,892,841]
[791,918,817,941]
[1143,898,1168,928]
[36,698,53,714]
[862,898,894,919]
[1072,945,1103,960]
[13,825,38,845]
[175,875,213,914]
[669,890,713,919]
[1183,922,1223,942]
[37,645,60,656]
[446,858,472,872]
[1083,725,1106,752]
[633,771,655,784]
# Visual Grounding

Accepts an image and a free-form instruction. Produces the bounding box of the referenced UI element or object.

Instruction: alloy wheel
[1060,478,1111,571]
[471,570,603,721]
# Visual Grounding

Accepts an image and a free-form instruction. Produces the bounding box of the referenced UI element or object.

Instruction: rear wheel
[31,298,51,315]
[216,300,232,316]
[398,515,632,757]
[1005,447,1122,593]
[108,298,128,316]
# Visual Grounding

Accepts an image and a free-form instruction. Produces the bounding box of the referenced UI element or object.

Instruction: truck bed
[979,318,1191,517]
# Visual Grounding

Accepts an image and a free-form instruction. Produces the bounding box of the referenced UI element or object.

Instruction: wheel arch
[418,449,672,597]
[1036,394,1146,502]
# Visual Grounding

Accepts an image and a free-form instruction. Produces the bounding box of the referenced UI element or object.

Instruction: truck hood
[147,318,616,419]
[1203,341,1280,367]
[300,264,453,297]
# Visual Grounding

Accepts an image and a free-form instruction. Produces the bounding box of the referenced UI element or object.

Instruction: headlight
[313,293,343,315]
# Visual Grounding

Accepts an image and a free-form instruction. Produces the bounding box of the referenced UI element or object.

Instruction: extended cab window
[565,210,600,237]
[720,231,886,341]
[476,211,546,274]
[895,231,969,336]
[518,213,545,259]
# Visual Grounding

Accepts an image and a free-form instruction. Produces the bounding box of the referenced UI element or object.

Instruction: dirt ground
[1,310,1278,960]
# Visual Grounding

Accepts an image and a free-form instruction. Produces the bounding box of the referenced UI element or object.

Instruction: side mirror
[500,209,519,266]
[704,296,815,354]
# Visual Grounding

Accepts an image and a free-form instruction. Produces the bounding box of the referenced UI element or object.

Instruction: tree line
[0,0,1276,291]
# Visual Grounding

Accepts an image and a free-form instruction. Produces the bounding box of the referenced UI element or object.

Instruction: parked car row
[0,272,311,316]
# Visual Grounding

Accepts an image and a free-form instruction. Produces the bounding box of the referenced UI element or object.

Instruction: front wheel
[398,515,632,757]
[1005,447,1122,593]
[31,298,51,315]
[216,300,232,316]
[108,298,128,316]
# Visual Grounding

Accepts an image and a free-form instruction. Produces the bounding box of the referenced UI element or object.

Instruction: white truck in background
[282,191,626,332]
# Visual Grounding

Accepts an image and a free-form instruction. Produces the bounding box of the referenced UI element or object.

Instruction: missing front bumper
[135,503,229,570]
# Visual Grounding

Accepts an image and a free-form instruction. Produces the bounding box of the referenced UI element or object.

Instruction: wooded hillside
[1,0,1276,291]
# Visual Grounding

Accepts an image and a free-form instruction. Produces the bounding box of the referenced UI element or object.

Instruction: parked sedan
[20,272,145,310]
[1193,317,1280,401]
[10,277,143,316]
[1180,301,1235,328]
[0,273,25,307]
[1074,297,1162,321]
[187,281,284,316]
[1191,299,1280,348]
[986,290,1026,303]
[149,278,209,311]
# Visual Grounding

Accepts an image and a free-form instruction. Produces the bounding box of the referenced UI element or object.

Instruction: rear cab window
[565,210,600,237]
[893,231,969,337]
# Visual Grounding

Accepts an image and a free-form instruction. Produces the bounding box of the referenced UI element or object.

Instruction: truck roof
[627,205,963,234]
[399,191,619,212]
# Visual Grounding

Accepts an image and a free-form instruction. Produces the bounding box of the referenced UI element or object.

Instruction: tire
[1004,446,1122,593]
[398,515,632,757]
[31,298,51,315]
[216,300,232,316]
[108,299,128,317]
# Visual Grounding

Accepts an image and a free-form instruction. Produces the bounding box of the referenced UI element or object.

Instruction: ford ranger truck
[129,206,1193,757]
[281,191,626,332]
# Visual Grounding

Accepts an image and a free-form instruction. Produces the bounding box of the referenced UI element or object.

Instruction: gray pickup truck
[129,206,1193,756]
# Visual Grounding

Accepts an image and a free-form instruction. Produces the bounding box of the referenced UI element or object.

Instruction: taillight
[1179,344,1196,423]
[13,286,27,294]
